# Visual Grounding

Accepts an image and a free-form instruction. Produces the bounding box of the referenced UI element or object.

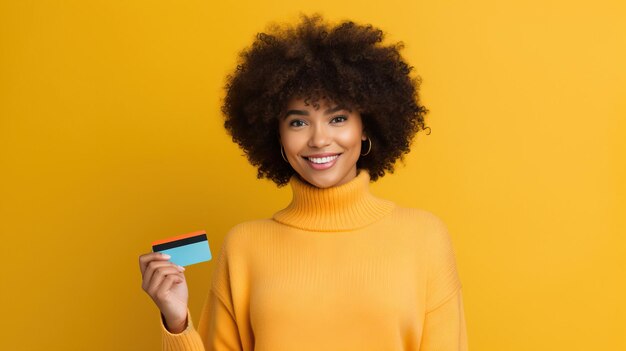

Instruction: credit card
[151,230,212,267]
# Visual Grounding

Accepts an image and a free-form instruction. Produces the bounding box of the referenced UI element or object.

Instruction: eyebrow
[283,105,351,119]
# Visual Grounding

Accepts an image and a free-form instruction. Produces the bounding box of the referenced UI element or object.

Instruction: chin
[300,172,344,189]
[293,156,358,188]
[311,180,335,189]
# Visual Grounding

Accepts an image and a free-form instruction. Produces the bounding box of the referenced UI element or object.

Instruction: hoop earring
[361,138,372,156]
[280,146,288,162]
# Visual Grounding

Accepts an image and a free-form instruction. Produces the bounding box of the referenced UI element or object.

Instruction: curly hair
[221,13,430,187]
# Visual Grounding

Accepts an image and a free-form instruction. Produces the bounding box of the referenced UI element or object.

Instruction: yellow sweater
[160,170,468,350]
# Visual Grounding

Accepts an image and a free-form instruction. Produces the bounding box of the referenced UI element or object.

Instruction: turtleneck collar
[272,169,396,232]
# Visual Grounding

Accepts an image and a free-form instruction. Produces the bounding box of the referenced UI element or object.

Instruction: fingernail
[178,265,185,271]
[161,253,171,259]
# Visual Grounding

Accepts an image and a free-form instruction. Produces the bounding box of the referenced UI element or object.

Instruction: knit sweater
[159,170,467,350]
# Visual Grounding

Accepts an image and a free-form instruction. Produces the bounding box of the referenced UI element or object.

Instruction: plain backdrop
[1,0,624,350]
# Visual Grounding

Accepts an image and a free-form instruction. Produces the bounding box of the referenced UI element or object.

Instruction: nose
[308,124,331,148]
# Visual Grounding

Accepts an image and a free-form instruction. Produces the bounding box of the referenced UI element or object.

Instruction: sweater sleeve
[420,215,467,350]
[160,308,203,350]
[160,235,244,351]
[425,215,463,313]
[420,288,468,351]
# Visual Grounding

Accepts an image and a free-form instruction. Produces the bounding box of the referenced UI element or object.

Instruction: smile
[302,154,341,170]
[307,155,339,164]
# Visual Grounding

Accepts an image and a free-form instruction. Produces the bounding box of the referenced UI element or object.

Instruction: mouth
[302,153,341,170]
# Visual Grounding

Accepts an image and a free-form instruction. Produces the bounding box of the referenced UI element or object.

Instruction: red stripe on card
[151,230,206,246]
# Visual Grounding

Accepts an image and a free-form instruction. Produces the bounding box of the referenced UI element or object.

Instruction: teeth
[307,155,339,164]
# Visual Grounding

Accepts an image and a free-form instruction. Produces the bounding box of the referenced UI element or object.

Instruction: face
[278,96,367,189]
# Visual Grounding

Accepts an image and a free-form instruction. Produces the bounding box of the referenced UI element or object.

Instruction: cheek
[336,128,364,148]
[281,133,306,154]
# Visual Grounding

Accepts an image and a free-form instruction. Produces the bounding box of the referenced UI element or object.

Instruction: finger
[150,271,185,302]
[142,261,181,291]
[146,266,185,296]
[156,274,184,301]
[146,266,181,296]
[143,260,181,291]
[139,252,170,275]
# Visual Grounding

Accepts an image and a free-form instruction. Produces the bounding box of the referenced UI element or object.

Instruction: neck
[272,170,396,231]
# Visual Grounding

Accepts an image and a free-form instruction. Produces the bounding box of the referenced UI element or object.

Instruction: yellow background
[1,0,624,350]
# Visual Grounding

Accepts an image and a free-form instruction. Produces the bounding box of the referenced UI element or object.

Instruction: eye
[331,115,347,123]
[289,119,306,127]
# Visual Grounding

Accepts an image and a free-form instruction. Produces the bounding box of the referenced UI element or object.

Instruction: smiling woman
[278,96,367,188]
[139,12,467,351]
[220,13,429,187]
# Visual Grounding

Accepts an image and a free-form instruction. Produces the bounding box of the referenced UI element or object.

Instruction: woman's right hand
[139,252,189,333]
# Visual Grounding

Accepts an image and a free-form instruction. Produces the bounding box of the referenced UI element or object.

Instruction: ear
[361,130,367,141]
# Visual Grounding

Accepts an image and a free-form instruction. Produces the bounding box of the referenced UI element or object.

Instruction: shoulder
[226,218,274,234]
[224,219,273,242]
[211,219,273,273]
[220,218,275,249]
[390,205,450,231]
[388,205,455,249]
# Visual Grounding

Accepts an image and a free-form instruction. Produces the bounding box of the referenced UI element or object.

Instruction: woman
[139,14,467,351]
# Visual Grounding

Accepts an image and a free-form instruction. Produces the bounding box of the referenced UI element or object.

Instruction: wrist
[162,313,188,334]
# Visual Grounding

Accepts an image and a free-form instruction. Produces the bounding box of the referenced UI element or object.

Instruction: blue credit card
[151,230,212,267]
